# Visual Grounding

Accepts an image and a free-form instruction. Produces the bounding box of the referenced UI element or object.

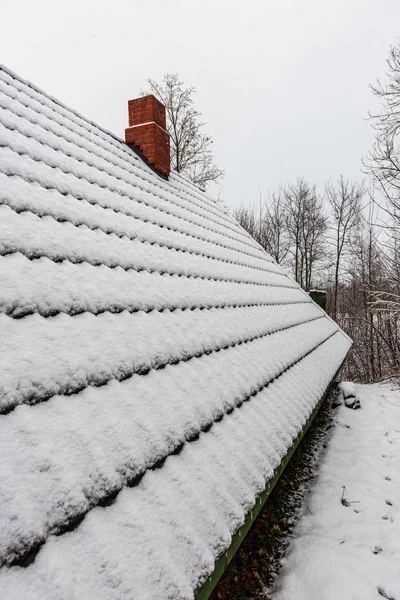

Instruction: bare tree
[366,44,400,225]
[325,177,364,319]
[233,204,260,242]
[144,74,223,188]
[233,190,289,265]
[331,197,400,383]
[369,226,400,319]
[234,180,326,289]
[284,178,327,290]
[351,42,400,382]
[263,190,291,265]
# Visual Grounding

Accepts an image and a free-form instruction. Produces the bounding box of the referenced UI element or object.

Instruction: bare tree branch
[144,74,224,189]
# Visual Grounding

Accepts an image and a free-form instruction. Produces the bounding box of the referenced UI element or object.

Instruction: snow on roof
[0,63,351,599]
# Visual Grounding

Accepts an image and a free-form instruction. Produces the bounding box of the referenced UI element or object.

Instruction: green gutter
[196,372,341,600]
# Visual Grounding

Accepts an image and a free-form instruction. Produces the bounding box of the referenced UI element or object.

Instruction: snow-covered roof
[0,63,351,600]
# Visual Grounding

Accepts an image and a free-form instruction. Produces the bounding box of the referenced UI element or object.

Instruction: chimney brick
[125,95,170,177]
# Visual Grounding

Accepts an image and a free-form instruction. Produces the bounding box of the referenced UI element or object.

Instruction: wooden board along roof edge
[195,364,345,600]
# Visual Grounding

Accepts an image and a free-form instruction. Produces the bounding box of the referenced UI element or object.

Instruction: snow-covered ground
[273,383,400,600]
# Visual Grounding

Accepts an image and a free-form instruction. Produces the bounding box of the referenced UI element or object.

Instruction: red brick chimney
[125,95,170,177]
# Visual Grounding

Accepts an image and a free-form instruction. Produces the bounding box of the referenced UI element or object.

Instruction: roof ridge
[1,248,293,290]
[0,197,285,278]
[1,313,326,416]
[4,299,310,320]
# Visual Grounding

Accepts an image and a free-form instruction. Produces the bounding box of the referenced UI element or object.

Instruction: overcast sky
[1,0,399,208]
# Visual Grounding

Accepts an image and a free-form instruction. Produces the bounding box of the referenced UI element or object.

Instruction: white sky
[1,0,399,208]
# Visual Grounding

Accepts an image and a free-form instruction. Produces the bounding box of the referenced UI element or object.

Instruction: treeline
[233,178,400,383]
[233,41,400,384]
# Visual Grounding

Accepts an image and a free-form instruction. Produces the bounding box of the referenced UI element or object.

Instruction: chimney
[125,95,170,177]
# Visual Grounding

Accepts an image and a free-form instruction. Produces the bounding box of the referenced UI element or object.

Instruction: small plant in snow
[341,486,360,507]
[341,486,350,506]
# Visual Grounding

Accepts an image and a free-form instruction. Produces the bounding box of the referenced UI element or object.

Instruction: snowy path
[273,384,400,600]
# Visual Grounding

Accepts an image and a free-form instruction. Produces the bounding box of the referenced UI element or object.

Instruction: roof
[0,64,351,599]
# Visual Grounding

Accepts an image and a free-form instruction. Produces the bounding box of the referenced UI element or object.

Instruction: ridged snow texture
[0,64,351,599]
